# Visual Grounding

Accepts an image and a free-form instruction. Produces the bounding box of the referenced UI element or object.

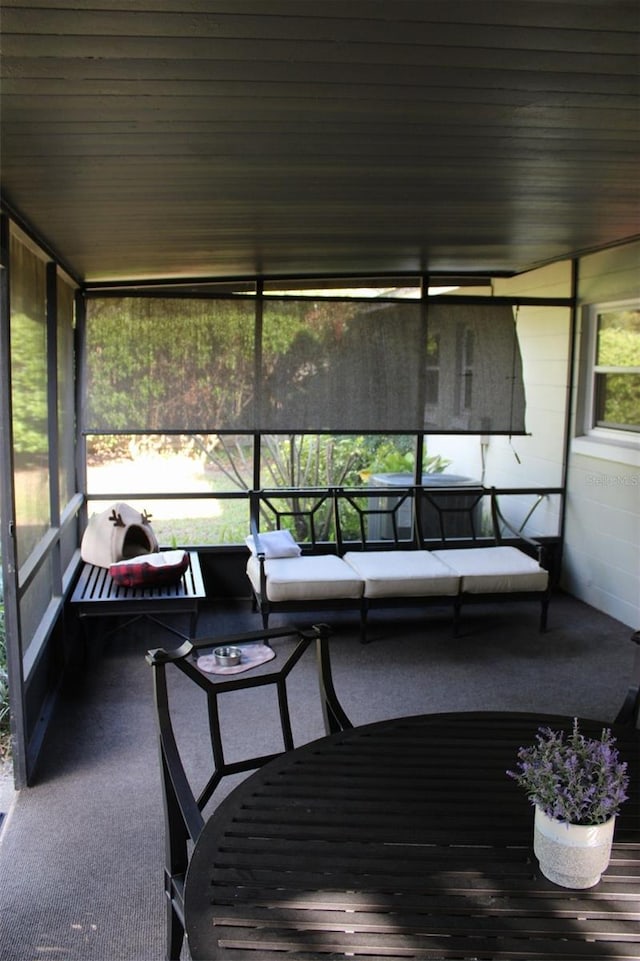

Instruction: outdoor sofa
[246,485,552,642]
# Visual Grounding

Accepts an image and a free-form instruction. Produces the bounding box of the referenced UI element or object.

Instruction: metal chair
[616,630,640,728]
[146,622,351,961]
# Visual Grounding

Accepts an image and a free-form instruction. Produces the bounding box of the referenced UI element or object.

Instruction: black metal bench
[70,551,206,641]
[247,486,555,641]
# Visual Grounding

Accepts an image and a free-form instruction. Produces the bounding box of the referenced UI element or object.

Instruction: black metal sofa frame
[247,485,559,642]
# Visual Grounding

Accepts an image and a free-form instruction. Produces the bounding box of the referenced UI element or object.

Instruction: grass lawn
[86,451,251,546]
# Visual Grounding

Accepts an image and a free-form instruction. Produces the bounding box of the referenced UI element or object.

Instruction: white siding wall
[565,241,640,628]
[563,460,639,627]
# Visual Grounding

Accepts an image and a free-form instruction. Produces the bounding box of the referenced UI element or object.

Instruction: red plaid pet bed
[109,550,189,588]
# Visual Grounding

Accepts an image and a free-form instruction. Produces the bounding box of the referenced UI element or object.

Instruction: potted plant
[508,719,630,888]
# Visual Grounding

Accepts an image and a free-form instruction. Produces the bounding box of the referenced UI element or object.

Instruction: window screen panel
[260,299,525,433]
[84,295,525,434]
[84,298,256,431]
[425,303,526,432]
[260,300,425,431]
[57,277,76,508]
[10,235,50,566]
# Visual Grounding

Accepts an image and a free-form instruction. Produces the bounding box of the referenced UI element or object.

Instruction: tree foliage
[10,310,48,462]
[596,310,640,428]
[85,298,256,431]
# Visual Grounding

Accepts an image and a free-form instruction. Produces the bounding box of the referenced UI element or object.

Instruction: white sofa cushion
[342,550,460,598]
[246,554,363,602]
[433,546,548,593]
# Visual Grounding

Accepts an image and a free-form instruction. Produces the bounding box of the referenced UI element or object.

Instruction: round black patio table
[184,711,640,960]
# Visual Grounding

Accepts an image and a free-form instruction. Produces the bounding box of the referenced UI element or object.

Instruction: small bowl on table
[213,646,242,667]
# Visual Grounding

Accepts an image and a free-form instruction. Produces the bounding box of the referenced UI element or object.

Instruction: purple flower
[506,719,630,825]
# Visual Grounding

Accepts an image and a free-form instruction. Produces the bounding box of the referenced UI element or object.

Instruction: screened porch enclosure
[2,220,575,786]
[78,284,559,547]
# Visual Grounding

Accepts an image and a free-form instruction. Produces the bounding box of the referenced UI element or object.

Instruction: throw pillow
[245,529,302,558]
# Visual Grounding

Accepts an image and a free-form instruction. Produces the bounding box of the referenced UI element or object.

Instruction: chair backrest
[146,621,350,960]
[334,486,418,550]
[249,488,337,550]
[615,630,640,729]
[415,484,487,544]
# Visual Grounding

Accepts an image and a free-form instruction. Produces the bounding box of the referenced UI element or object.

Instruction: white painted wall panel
[564,240,640,627]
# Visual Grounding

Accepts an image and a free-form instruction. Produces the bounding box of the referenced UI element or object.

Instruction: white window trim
[572,298,640,467]
[572,433,640,467]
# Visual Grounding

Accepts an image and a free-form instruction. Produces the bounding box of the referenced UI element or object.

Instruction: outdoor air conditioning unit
[368,472,483,540]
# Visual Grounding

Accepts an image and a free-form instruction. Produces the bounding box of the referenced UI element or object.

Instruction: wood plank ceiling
[1,0,638,284]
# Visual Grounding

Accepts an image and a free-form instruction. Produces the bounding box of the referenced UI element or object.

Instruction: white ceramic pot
[533,805,616,888]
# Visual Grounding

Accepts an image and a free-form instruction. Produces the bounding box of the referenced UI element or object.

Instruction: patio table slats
[185,712,640,960]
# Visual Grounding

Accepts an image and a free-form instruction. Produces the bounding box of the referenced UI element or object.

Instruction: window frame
[584,297,640,439]
[574,298,640,464]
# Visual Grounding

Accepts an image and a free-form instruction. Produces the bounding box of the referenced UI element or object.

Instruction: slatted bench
[70,550,206,642]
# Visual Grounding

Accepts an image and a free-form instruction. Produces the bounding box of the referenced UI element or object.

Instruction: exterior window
[588,303,640,435]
